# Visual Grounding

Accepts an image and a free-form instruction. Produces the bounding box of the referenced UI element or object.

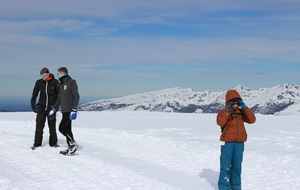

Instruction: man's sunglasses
[40,73,48,76]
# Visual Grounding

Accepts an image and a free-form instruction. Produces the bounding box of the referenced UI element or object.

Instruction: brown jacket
[216,90,256,142]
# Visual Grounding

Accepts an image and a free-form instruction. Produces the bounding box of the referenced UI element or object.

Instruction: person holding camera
[49,67,80,155]
[30,67,60,149]
[216,90,256,190]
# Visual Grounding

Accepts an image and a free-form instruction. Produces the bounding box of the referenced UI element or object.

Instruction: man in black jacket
[50,67,80,155]
[30,67,60,149]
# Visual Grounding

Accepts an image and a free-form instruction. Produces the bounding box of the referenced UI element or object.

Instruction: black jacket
[53,74,80,112]
[31,74,60,111]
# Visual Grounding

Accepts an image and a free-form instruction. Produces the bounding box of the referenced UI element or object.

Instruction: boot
[67,141,79,155]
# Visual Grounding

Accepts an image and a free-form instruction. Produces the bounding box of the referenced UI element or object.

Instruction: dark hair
[40,67,49,74]
[58,67,68,74]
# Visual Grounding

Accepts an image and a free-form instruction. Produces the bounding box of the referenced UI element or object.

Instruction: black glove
[48,108,57,120]
[31,104,39,113]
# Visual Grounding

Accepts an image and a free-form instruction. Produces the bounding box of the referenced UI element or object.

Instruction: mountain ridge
[78,83,300,116]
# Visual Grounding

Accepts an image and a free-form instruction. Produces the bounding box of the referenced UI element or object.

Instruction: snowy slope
[79,87,224,113]
[79,83,300,115]
[0,111,300,190]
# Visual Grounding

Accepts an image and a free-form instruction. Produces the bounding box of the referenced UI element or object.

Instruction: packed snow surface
[0,111,299,190]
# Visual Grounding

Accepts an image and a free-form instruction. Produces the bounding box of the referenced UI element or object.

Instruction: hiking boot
[30,144,40,150]
[67,141,79,155]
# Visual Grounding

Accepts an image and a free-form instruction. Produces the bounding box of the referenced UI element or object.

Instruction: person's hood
[225,90,241,103]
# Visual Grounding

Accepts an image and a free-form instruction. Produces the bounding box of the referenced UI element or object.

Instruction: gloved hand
[48,108,56,120]
[31,103,39,113]
[70,108,77,120]
[239,101,247,109]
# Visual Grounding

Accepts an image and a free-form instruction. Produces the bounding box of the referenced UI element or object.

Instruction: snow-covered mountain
[78,83,300,116]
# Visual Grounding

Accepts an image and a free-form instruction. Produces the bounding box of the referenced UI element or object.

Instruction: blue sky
[0,0,300,100]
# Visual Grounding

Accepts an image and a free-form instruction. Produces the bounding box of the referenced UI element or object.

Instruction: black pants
[34,110,58,146]
[59,112,75,146]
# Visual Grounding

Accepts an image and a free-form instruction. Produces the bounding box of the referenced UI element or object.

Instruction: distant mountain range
[78,83,300,116]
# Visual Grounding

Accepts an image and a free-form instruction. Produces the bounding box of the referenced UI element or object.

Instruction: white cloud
[0,19,93,34]
[1,0,299,20]
[1,0,300,97]
[1,35,300,71]
[0,33,55,45]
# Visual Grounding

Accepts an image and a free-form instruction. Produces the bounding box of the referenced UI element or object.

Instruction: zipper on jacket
[235,116,238,141]
[45,81,48,110]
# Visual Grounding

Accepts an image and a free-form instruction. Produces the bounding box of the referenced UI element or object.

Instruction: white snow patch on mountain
[79,84,300,115]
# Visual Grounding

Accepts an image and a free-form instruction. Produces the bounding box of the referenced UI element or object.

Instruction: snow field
[0,111,299,190]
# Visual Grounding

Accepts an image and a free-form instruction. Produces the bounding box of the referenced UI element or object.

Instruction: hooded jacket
[53,74,80,113]
[216,90,256,142]
[31,74,60,111]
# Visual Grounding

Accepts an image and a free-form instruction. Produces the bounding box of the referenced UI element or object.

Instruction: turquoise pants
[218,142,244,190]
